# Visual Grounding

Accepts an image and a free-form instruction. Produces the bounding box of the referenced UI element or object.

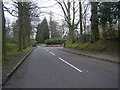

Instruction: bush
[45,38,66,45]
[65,40,108,52]
[86,41,108,52]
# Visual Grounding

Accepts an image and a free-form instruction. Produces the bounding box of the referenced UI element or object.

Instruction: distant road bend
[4,46,118,88]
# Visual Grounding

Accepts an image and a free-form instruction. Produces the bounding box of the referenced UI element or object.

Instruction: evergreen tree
[98,2,119,30]
[36,18,49,43]
[98,2,119,39]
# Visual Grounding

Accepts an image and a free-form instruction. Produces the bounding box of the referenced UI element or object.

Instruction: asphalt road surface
[4,46,118,88]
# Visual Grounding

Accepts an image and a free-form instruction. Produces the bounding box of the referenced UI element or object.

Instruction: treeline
[32,1,119,46]
[55,1,119,43]
[2,1,38,59]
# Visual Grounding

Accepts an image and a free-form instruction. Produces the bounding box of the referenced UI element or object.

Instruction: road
[4,46,118,88]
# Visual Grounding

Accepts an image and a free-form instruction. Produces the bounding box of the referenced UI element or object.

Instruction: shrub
[45,38,66,45]
[78,42,91,50]
[65,40,108,52]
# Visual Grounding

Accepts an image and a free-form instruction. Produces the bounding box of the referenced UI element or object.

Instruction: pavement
[3,46,118,88]
[59,48,119,64]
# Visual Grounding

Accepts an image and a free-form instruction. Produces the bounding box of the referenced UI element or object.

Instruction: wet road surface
[3,46,118,88]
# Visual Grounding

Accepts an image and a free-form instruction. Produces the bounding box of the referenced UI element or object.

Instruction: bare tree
[55,0,80,43]
[82,2,90,34]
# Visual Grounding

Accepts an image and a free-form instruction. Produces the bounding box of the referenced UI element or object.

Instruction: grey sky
[3,0,119,23]
[3,0,64,25]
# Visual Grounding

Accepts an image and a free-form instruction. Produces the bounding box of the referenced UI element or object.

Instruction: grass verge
[2,43,35,83]
[65,40,118,56]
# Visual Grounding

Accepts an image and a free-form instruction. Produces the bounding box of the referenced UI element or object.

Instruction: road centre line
[49,51,55,56]
[58,57,83,73]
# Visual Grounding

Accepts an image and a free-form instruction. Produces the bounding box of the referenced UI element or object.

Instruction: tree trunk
[67,2,74,43]
[84,11,86,34]
[23,2,31,47]
[118,20,120,40]
[79,2,83,35]
[68,25,75,43]
[91,2,99,42]
[1,1,6,59]
[18,2,23,51]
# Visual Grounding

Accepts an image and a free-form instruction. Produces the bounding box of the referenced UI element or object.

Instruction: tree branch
[55,0,68,20]
[3,4,18,17]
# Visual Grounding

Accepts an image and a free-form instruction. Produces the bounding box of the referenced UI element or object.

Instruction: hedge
[45,38,66,45]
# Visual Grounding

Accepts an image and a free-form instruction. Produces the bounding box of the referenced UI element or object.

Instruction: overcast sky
[3,0,64,26]
[3,0,119,25]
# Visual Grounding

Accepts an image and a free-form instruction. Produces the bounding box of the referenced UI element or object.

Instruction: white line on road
[49,52,55,56]
[58,57,83,73]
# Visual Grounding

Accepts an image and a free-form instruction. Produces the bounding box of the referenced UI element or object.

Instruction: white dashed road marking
[45,49,85,73]
[49,52,55,56]
[58,57,83,73]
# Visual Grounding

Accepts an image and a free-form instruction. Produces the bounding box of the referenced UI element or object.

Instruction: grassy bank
[6,43,34,55]
[65,40,118,56]
[6,43,19,55]
[3,43,35,63]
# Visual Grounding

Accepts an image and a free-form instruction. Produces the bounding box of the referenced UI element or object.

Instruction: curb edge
[2,48,36,86]
[59,49,119,64]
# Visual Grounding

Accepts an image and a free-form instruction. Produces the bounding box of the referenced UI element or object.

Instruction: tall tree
[36,18,49,43]
[22,2,32,49]
[56,0,80,43]
[98,2,118,30]
[49,13,60,38]
[79,1,83,35]
[42,18,49,41]
[98,2,119,39]
[90,2,99,42]
[1,1,6,58]
[18,2,23,51]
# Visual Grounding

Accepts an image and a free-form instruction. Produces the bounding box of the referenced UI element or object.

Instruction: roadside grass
[65,40,119,54]
[2,44,35,83]
[6,43,34,55]
[25,46,35,52]
[3,43,35,64]
[6,43,19,55]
